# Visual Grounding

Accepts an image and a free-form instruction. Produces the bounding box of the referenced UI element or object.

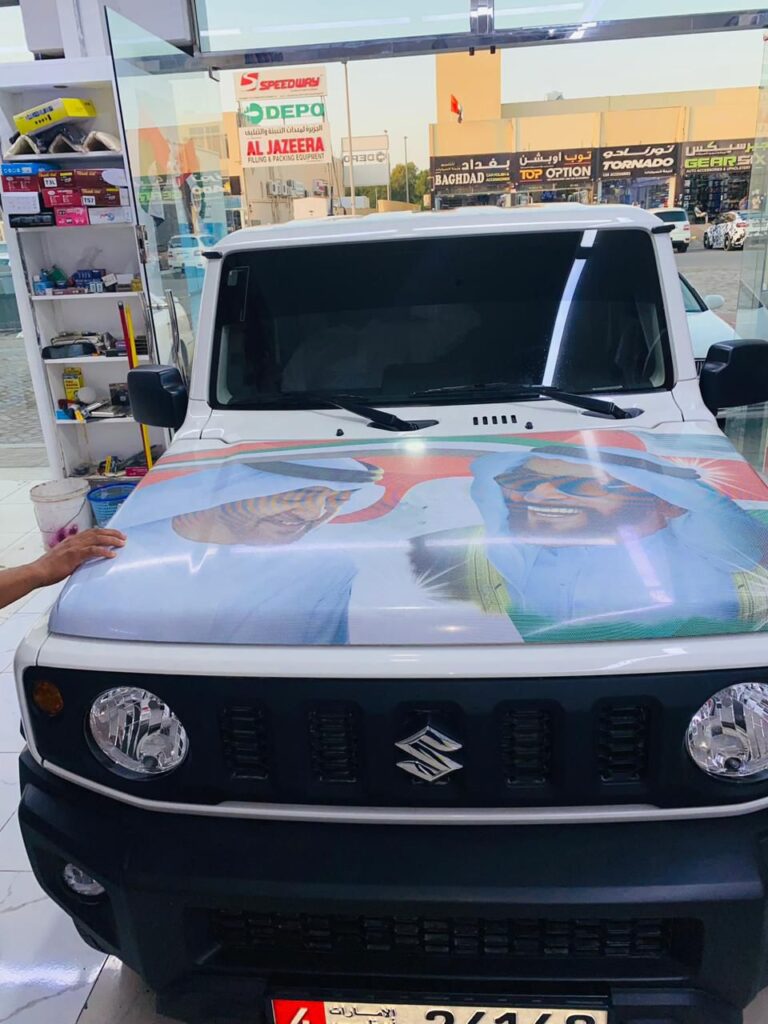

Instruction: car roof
[647,206,686,214]
[213,203,662,253]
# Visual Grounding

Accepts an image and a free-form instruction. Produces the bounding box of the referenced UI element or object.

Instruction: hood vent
[472,412,516,427]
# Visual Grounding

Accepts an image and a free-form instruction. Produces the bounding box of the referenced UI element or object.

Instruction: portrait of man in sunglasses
[411,442,768,643]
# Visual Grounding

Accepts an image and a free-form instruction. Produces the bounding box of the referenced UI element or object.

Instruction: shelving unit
[0,58,168,477]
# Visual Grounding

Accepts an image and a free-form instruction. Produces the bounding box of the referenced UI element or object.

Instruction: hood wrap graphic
[50,428,768,646]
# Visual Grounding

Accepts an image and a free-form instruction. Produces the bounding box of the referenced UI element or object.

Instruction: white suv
[166,232,215,274]
[648,206,691,252]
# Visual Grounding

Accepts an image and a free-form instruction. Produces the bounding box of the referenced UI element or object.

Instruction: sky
[222,28,767,169]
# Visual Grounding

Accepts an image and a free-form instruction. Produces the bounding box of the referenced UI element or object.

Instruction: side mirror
[127,365,188,429]
[704,294,725,311]
[699,339,768,414]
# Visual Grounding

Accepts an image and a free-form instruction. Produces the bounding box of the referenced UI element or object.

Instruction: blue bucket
[87,481,138,526]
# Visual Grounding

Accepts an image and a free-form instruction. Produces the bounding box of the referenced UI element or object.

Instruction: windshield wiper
[410,382,640,420]
[236,393,438,432]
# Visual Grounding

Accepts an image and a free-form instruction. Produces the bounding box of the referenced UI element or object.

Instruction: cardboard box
[39,167,128,189]
[1,174,40,192]
[1,191,41,214]
[7,211,54,227]
[79,187,128,208]
[87,207,133,225]
[54,207,89,227]
[13,97,97,137]
[42,187,82,208]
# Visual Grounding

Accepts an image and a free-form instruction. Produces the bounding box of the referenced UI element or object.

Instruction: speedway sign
[236,67,327,100]
[240,123,331,166]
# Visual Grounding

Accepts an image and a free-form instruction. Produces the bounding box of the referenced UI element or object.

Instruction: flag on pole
[450,94,464,123]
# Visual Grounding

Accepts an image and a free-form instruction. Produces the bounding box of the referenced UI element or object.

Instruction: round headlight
[687,683,768,780]
[88,687,188,778]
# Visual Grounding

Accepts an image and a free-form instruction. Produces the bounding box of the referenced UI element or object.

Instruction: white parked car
[680,273,735,366]
[703,210,748,250]
[167,232,215,274]
[17,205,768,1024]
[648,206,691,252]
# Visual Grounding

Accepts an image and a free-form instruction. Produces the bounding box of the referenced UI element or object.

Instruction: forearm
[0,562,45,610]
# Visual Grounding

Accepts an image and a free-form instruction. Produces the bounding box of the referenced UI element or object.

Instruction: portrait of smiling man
[50,457,383,645]
[411,442,768,643]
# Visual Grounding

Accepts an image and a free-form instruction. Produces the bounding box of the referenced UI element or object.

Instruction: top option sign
[236,67,327,100]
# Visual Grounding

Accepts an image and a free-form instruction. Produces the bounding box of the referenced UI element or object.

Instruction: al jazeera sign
[240,123,331,166]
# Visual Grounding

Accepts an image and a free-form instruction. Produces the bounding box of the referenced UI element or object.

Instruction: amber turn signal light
[32,680,64,717]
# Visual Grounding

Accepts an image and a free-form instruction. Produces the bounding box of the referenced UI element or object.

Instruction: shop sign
[236,67,327,100]
[430,154,515,192]
[517,148,594,183]
[599,143,679,179]
[239,124,331,166]
[681,139,753,174]
[242,101,325,126]
[342,135,389,187]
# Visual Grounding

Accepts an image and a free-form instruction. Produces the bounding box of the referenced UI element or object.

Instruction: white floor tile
[0,534,45,569]
[0,529,34,552]
[0,812,28,871]
[0,872,105,1024]
[0,752,20,827]
[0,613,43,660]
[0,481,24,501]
[747,990,768,1022]
[0,673,24,754]
[77,957,173,1023]
[0,504,40,533]
[22,580,65,614]
[0,468,52,482]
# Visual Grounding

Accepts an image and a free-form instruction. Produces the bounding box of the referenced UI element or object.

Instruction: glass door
[106,9,229,373]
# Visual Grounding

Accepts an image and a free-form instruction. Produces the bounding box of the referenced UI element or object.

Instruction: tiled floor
[2,466,768,1023]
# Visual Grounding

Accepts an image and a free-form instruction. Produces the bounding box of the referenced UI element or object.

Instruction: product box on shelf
[1,174,41,192]
[40,168,128,190]
[42,187,82,208]
[13,98,97,137]
[1,191,41,214]
[80,187,128,208]
[54,207,89,227]
[7,211,54,228]
[2,162,54,176]
[87,207,133,225]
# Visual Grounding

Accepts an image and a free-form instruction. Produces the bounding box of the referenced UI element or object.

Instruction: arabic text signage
[242,101,325,126]
[682,139,753,174]
[430,154,514,192]
[239,123,331,167]
[599,143,679,179]
[236,67,327,100]
[517,148,594,183]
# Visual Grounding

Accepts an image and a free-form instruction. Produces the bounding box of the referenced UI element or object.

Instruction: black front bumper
[18,751,768,1024]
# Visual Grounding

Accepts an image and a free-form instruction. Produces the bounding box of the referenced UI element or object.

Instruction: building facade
[429,52,759,214]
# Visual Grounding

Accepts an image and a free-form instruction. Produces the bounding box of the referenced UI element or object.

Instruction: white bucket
[30,479,94,550]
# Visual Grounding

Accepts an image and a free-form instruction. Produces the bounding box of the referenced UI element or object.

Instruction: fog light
[62,863,105,898]
[31,680,64,717]
[687,682,768,780]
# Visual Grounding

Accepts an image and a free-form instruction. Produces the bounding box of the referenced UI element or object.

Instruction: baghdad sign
[240,124,331,166]
[236,67,327,100]
[681,139,753,174]
[430,154,515,192]
[599,143,679,179]
[517,148,594,183]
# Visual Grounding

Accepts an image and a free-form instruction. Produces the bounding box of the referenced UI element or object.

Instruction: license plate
[272,999,607,1024]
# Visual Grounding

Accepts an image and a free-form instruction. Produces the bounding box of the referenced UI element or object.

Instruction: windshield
[679,275,705,313]
[211,228,670,408]
[654,210,687,223]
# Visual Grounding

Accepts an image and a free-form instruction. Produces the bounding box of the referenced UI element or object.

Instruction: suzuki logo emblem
[395,724,463,782]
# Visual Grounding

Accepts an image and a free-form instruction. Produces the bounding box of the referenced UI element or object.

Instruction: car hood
[50,426,768,647]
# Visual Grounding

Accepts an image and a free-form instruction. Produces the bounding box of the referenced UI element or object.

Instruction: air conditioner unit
[266,181,281,197]
[279,182,290,197]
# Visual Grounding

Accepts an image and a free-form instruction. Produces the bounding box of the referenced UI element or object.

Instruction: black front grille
[220,705,269,780]
[308,703,360,783]
[209,909,697,965]
[499,706,553,786]
[597,704,650,783]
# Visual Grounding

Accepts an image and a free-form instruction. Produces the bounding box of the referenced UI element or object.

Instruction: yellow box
[14,98,97,138]
[62,366,84,402]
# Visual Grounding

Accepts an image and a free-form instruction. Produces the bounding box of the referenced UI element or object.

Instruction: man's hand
[33,528,127,586]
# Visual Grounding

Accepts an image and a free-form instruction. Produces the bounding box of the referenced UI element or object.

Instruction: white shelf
[32,292,143,302]
[3,151,124,163]
[56,416,137,427]
[14,223,135,232]
[44,355,150,364]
